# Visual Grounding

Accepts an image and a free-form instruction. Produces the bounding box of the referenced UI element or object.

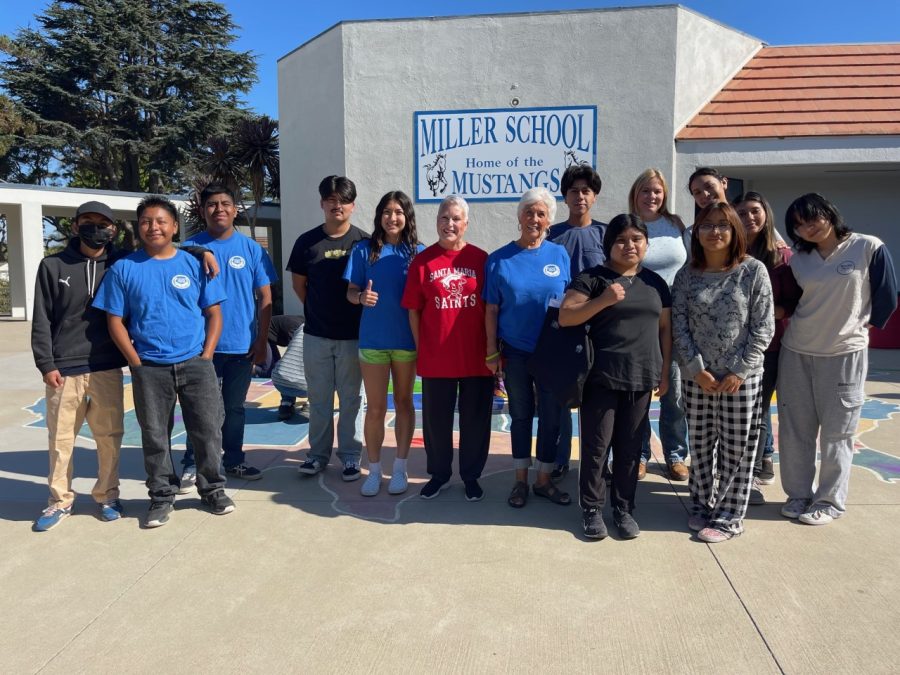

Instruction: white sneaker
[799,506,835,526]
[781,498,809,519]
[178,468,197,495]
[360,471,381,497]
[388,470,409,495]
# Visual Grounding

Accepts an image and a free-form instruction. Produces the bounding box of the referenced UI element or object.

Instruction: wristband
[485,351,500,361]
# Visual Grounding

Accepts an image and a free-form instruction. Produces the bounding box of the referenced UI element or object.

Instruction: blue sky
[2,0,899,118]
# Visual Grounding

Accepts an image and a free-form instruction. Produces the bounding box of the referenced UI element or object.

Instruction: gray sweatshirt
[672,257,774,380]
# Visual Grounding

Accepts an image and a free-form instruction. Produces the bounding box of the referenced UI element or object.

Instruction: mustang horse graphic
[425,153,448,197]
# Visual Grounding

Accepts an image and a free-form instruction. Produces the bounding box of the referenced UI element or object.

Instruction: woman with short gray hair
[484,187,572,508]
[401,195,494,501]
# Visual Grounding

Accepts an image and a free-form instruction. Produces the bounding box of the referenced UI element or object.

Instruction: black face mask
[78,224,116,250]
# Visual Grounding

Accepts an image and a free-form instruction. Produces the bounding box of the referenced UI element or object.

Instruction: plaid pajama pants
[683,372,763,535]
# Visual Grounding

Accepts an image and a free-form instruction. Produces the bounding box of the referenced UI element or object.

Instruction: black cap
[74,201,115,222]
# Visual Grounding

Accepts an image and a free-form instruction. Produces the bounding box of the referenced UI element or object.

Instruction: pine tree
[0,0,257,192]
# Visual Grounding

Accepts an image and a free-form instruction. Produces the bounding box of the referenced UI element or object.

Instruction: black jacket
[31,238,128,375]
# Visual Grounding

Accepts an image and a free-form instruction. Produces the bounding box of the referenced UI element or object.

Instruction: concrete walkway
[1,318,899,674]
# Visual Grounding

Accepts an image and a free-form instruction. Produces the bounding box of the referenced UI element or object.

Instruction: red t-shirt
[401,243,491,378]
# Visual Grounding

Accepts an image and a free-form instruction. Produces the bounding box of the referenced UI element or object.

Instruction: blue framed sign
[413,105,597,203]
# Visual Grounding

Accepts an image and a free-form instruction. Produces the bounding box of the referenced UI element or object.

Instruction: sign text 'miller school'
[418,111,593,156]
[413,106,598,203]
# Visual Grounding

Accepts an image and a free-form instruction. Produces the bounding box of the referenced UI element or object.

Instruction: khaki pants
[46,369,124,507]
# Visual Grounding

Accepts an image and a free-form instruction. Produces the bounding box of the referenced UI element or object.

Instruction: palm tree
[232,115,278,242]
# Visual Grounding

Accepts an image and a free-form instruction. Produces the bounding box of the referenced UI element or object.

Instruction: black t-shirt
[569,265,671,391]
[286,224,368,340]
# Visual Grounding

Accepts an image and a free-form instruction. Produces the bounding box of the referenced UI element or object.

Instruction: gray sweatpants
[777,347,867,515]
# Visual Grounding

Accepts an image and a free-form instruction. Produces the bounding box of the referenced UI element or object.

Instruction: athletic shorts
[358,348,417,365]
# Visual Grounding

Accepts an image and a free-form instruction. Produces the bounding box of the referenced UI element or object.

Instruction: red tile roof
[677,45,900,140]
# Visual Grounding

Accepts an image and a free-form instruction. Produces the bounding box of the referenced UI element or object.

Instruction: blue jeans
[303,333,363,465]
[641,361,689,465]
[182,353,253,470]
[131,356,225,501]
[502,345,561,472]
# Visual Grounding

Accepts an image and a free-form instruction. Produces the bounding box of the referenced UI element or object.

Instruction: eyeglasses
[697,223,731,234]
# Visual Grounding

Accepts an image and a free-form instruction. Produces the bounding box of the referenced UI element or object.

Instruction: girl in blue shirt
[344,191,424,497]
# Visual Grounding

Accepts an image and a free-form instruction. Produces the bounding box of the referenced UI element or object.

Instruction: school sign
[413,106,598,203]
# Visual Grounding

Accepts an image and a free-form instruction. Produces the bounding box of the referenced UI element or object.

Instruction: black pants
[753,350,779,476]
[579,385,651,514]
[421,376,493,482]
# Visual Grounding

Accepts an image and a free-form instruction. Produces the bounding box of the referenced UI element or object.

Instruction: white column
[6,201,45,320]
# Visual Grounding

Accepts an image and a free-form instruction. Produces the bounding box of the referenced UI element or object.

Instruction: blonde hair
[628,168,685,233]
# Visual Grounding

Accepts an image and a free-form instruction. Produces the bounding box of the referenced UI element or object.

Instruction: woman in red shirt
[402,195,493,501]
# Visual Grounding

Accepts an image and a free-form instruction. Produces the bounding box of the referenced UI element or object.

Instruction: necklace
[613,266,640,287]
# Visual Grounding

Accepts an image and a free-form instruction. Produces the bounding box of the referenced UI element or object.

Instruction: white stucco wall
[278,26,346,314]
[277,6,761,314]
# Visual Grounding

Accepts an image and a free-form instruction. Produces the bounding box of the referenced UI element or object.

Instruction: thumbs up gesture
[360,279,378,307]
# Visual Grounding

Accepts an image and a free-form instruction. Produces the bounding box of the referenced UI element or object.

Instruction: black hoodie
[31,238,128,375]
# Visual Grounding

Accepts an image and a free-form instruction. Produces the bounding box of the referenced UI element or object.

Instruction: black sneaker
[277,402,295,421]
[582,507,608,539]
[342,462,362,482]
[201,490,235,515]
[146,501,174,528]
[225,463,262,481]
[614,511,641,539]
[420,478,449,500]
[550,463,569,481]
[464,479,484,502]
[758,457,776,485]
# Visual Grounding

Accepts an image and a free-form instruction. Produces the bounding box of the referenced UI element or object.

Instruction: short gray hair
[517,187,557,223]
[438,194,469,220]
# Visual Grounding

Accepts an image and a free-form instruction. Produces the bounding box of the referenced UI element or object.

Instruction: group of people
[31,165,897,543]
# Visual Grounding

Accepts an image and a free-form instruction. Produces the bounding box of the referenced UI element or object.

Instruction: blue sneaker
[34,504,72,532]
[100,499,123,521]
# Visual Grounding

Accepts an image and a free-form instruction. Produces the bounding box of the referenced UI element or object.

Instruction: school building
[277,4,900,316]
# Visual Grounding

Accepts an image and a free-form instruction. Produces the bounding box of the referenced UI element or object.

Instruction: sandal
[532,481,572,506]
[507,481,528,508]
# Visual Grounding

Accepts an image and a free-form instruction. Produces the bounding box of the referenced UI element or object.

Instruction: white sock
[367,461,382,477]
[393,457,408,474]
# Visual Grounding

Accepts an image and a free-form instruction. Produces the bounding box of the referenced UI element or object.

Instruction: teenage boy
[178,184,278,488]
[94,196,232,528]
[287,175,367,480]
[547,165,607,480]
[31,201,126,531]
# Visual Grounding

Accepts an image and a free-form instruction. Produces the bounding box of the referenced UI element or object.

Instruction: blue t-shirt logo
[171,274,191,289]
[228,255,246,270]
[543,264,561,277]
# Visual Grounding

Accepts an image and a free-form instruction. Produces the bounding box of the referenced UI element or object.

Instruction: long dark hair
[690,202,746,270]
[370,191,419,264]
[785,193,852,253]
[734,191,779,270]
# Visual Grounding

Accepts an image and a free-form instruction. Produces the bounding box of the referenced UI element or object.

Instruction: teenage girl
[734,192,798,505]
[672,202,774,543]
[344,191,424,496]
[778,194,897,525]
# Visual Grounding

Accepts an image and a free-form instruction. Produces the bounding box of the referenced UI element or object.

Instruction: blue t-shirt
[483,240,571,352]
[343,240,425,350]
[183,230,279,353]
[547,219,607,277]
[93,250,227,364]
